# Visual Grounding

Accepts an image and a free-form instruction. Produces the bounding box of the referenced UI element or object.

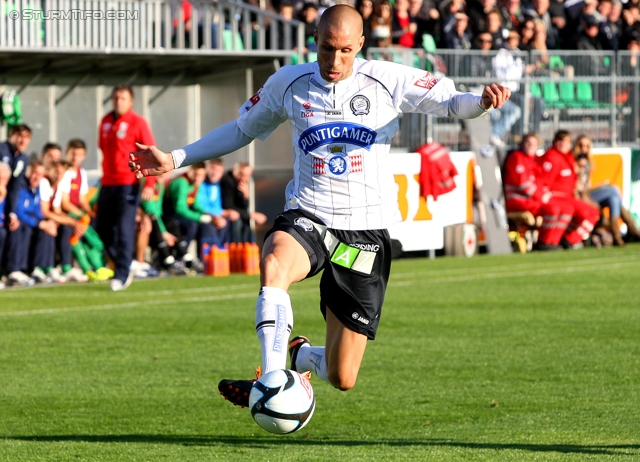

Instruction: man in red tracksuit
[503,133,574,250]
[536,130,600,249]
[98,84,157,291]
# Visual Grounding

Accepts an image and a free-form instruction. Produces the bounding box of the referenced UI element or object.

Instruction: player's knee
[328,369,358,391]
[260,253,288,286]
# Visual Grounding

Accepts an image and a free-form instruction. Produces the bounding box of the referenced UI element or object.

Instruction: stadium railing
[367,47,640,150]
[0,0,305,63]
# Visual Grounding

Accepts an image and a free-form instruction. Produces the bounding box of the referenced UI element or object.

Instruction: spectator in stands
[370,0,393,48]
[275,1,295,50]
[490,29,524,147]
[60,139,111,282]
[486,7,507,49]
[356,0,374,56]
[163,162,212,269]
[0,162,10,289]
[392,0,418,48]
[518,18,537,51]
[468,0,498,37]
[196,158,238,247]
[4,159,58,286]
[1,124,32,238]
[577,14,604,51]
[221,161,267,244]
[531,18,551,67]
[503,133,571,250]
[522,0,563,49]
[443,12,472,49]
[300,2,320,51]
[469,31,496,80]
[537,130,600,249]
[499,0,524,31]
[440,0,466,38]
[572,135,640,244]
[602,0,624,50]
[98,84,157,291]
[621,4,640,45]
[409,0,441,42]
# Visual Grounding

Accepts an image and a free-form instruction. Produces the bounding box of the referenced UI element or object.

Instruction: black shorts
[264,209,392,340]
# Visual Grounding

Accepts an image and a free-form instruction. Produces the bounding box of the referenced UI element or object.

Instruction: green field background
[1,247,639,461]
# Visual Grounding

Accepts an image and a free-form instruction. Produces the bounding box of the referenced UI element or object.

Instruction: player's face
[112,90,134,116]
[315,22,364,83]
[555,137,571,154]
[235,166,252,184]
[10,129,31,152]
[66,147,86,168]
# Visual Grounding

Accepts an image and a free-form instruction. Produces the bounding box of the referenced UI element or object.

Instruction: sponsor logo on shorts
[352,312,370,325]
[348,242,380,252]
[330,242,376,274]
[294,217,314,232]
[350,95,370,116]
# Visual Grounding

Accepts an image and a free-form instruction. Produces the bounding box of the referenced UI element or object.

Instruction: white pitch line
[390,254,639,280]
[388,260,640,287]
[0,288,318,318]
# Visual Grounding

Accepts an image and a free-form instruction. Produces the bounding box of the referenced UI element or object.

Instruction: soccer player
[129,5,510,407]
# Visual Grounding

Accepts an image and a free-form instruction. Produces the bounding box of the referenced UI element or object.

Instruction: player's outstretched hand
[129,143,175,179]
[481,84,512,110]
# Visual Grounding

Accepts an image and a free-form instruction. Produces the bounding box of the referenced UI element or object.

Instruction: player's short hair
[112,84,134,99]
[9,124,32,135]
[42,142,62,155]
[520,132,541,148]
[553,130,571,143]
[191,161,206,171]
[29,157,44,170]
[66,138,87,151]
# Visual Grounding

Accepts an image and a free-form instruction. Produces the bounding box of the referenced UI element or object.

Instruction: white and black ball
[249,369,315,434]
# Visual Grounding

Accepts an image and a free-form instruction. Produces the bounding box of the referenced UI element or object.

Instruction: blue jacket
[15,186,43,229]
[197,179,223,217]
[0,141,29,216]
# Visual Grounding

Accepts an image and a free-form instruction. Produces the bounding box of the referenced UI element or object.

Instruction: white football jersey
[237,58,467,230]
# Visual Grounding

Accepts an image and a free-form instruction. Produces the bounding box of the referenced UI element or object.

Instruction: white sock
[255,286,293,374]
[295,345,329,384]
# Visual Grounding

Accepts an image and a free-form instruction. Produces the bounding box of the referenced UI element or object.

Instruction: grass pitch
[1,246,639,461]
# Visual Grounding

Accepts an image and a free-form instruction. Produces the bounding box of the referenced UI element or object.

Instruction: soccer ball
[249,369,315,434]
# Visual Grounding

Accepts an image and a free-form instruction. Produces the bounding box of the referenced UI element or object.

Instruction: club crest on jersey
[298,122,377,154]
[350,95,370,116]
[313,148,363,178]
[293,217,314,232]
[116,122,128,139]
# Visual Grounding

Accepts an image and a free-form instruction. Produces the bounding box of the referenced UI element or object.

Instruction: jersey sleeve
[58,170,73,195]
[236,69,290,140]
[79,168,89,196]
[39,178,53,202]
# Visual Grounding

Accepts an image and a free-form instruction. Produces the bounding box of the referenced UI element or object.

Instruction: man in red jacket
[503,133,573,250]
[536,130,600,249]
[98,84,157,291]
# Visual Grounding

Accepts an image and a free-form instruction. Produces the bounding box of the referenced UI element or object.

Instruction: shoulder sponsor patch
[240,87,263,113]
[414,72,438,90]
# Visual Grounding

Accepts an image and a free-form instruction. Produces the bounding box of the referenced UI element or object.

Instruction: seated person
[4,159,58,286]
[220,162,267,243]
[573,135,640,245]
[136,173,189,275]
[536,130,600,249]
[59,140,113,281]
[503,133,573,250]
[196,159,239,247]
[0,161,11,289]
[163,162,217,268]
